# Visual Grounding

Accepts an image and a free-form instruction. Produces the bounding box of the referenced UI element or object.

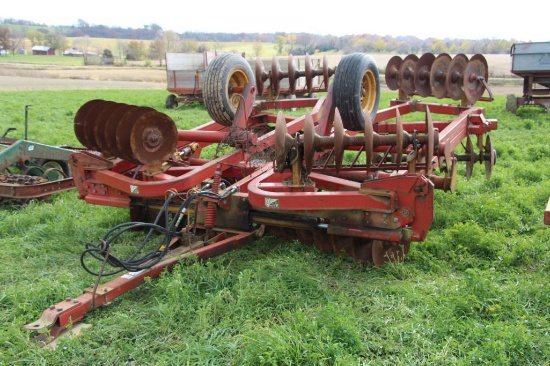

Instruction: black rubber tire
[204,53,255,126]
[165,94,178,109]
[332,53,380,131]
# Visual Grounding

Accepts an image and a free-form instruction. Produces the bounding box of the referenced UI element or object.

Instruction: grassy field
[4,37,280,60]
[0,89,549,365]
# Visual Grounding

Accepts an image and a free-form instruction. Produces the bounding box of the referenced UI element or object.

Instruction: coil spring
[204,167,221,229]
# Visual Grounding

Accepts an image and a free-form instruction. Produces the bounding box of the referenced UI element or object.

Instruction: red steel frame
[24,84,497,344]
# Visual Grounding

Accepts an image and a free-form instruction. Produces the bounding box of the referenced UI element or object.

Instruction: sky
[2,0,547,42]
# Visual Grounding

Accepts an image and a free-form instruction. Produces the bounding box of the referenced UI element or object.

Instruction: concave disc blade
[464,54,489,104]
[399,54,419,96]
[385,55,402,91]
[270,56,281,99]
[94,102,128,154]
[446,54,468,100]
[74,99,104,148]
[296,229,314,246]
[372,240,410,267]
[484,134,496,179]
[82,100,114,151]
[255,57,265,96]
[303,112,316,175]
[288,54,298,95]
[130,110,178,166]
[305,53,313,94]
[330,235,355,257]
[115,106,155,162]
[414,53,435,97]
[448,158,458,193]
[430,53,451,99]
[103,104,136,156]
[322,55,330,89]
[312,230,332,254]
[92,101,126,154]
[333,109,345,174]
[364,111,374,170]
[274,111,288,172]
[352,239,374,265]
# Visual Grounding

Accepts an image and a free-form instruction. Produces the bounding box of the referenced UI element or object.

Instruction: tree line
[1,17,515,63]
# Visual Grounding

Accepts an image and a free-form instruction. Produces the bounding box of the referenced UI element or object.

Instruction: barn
[32,45,55,55]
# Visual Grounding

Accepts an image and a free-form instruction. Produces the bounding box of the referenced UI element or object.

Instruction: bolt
[383,221,388,226]
[49,305,55,310]
[66,298,71,302]
[393,217,399,223]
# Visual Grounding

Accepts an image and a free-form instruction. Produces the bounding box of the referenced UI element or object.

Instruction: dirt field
[0,53,523,95]
[0,63,167,91]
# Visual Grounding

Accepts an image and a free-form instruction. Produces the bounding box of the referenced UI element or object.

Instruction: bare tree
[9,29,26,54]
[163,30,180,52]
[116,39,127,65]
[72,36,96,64]
[149,36,166,66]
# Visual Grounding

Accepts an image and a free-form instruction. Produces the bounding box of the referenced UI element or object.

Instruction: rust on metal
[25,52,501,346]
[414,53,436,97]
[385,55,402,91]
[430,53,452,99]
[74,99,103,148]
[399,54,419,96]
[464,54,489,104]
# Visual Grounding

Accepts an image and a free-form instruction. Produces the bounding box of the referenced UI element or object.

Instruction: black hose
[80,191,195,276]
[80,185,239,277]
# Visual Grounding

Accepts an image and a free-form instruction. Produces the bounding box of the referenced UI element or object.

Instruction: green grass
[0,89,549,365]
[0,54,87,66]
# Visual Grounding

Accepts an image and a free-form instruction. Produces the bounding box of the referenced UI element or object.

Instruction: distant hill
[1,18,515,55]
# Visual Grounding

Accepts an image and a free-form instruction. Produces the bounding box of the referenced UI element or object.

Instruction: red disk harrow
[24,52,498,344]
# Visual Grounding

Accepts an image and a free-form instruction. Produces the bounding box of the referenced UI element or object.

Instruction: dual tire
[204,52,380,130]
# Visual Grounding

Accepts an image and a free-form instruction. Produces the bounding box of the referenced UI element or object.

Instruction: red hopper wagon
[24,52,498,344]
